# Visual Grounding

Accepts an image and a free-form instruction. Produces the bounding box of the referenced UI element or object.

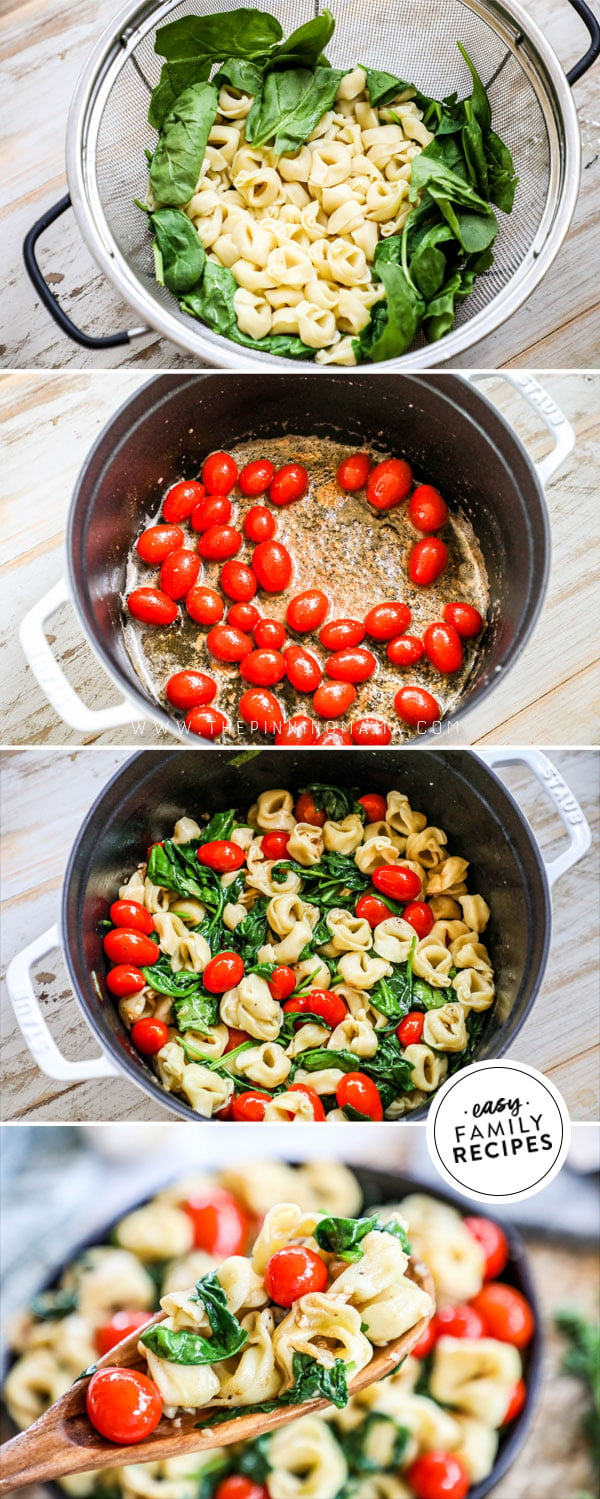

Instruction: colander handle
[465,371,575,486]
[5,924,118,1081]
[479,749,592,886]
[20,576,146,732]
[23,194,150,351]
[566,0,600,84]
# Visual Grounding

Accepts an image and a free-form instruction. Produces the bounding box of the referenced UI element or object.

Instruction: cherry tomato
[244,505,277,542]
[501,1378,527,1426]
[261,831,290,859]
[239,459,276,498]
[166,671,217,710]
[109,900,155,936]
[163,479,204,522]
[203,951,245,993]
[105,965,146,997]
[95,1310,155,1358]
[215,1479,268,1499]
[408,484,449,532]
[283,989,347,1027]
[136,525,184,564]
[312,681,356,718]
[240,648,287,687]
[402,901,434,939]
[423,622,463,674]
[295,792,326,827]
[387,634,425,666]
[395,685,441,729]
[364,602,411,641]
[444,601,484,638]
[159,548,200,601]
[198,840,246,872]
[130,1018,170,1054]
[127,588,178,627]
[182,1188,250,1256]
[220,561,257,602]
[463,1217,510,1280]
[411,1320,437,1360]
[206,624,253,662]
[397,1012,425,1046]
[337,1072,383,1121]
[435,1304,486,1340]
[316,728,353,745]
[239,688,285,735]
[265,1246,328,1306]
[185,585,224,626]
[282,1084,325,1120]
[228,602,261,632]
[185,707,228,739]
[326,648,377,684]
[104,929,159,966]
[355,894,393,928]
[409,536,448,586]
[366,458,413,511]
[191,495,233,532]
[86,1367,163,1445]
[372,865,422,901]
[268,965,296,1001]
[286,590,329,634]
[351,718,391,745]
[201,451,238,494]
[198,525,243,561]
[232,1090,270,1121]
[285,643,322,693]
[252,540,292,593]
[337,452,372,491]
[269,463,309,507]
[471,1284,534,1347]
[358,793,387,823]
[407,1451,470,1499]
[254,617,286,650]
[319,618,366,651]
[275,715,318,746]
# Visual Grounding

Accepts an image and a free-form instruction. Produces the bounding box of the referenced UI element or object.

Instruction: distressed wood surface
[0,0,598,369]
[1,370,598,746]
[1,747,597,1121]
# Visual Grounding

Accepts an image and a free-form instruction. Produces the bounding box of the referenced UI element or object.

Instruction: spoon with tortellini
[0,1203,434,1491]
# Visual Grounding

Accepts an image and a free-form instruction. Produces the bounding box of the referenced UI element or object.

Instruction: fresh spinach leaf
[359,259,424,362]
[155,10,283,69]
[215,57,266,94]
[314,1215,378,1263]
[181,262,314,357]
[149,59,212,132]
[150,81,219,207]
[149,208,205,294]
[485,129,518,212]
[457,42,492,131]
[269,11,335,70]
[246,65,344,154]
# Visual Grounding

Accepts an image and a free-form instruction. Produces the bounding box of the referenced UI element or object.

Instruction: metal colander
[65,0,584,367]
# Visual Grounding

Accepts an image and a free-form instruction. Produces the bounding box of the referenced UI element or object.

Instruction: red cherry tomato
[372,865,422,901]
[408,484,449,532]
[201,451,238,494]
[240,648,287,687]
[228,602,261,632]
[185,585,224,626]
[471,1284,534,1347]
[244,505,277,542]
[252,540,292,592]
[402,901,434,939]
[86,1366,163,1445]
[198,840,246,872]
[268,965,296,1001]
[130,1018,170,1054]
[407,1452,470,1499]
[109,900,155,936]
[395,685,441,729]
[136,525,185,564]
[283,1084,326,1120]
[239,460,276,498]
[397,1011,425,1047]
[104,930,159,966]
[269,463,309,507]
[261,831,291,859]
[239,688,284,735]
[185,706,228,739]
[220,561,257,602]
[165,671,217,710]
[423,622,463,674]
[95,1310,155,1358]
[283,989,347,1027]
[163,479,204,522]
[127,588,178,626]
[336,452,372,491]
[312,681,356,718]
[366,458,413,511]
[351,718,391,745]
[285,644,322,693]
[435,1304,486,1341]
[198,525,243,561]
[159,548,200,601]
[275,715,318,745]
[224,1028,251,1054]
[319,618,366,651]
[463,1217,510,1280]
[232,1090,271,1122]
[206,624,253,663]
[358,793,387,823]
[364,602,411,641]
[444,601,484,638]
[265,1246,328,1306]
[254,617,286,650]
[355,894,394,928]
[501,1378,527,1426]
[409,536,448,586]
[411,1320,437,1360]
[203,951,245,993]
[295,792,326,827]
[337,1072,383,1121]
[316,728,353,745]
[326,648,377,684]
[286,590,329,633]
[182,1188,250,1256]
[387,634,425,666]
[215,1478,268,1499]
[105,965,146,997]
[191,495,233,532]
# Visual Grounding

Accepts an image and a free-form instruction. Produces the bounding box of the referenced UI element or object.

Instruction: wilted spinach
[140,1272,247,1364]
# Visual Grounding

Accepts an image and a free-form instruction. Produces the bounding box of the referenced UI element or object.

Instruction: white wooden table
[0,0,598,369]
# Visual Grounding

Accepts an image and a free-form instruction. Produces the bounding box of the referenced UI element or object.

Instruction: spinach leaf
[29,1288,78,1321]
[269,11,335,70]
[457,42,491,132]
[155,10,283,68]
[234,897,269,966]
[198,809,237,845]
[363,68,409,108]
[142,952,204,999]
[199,1351,350,1423]
[141,1272,247,1364]
[339,1411,411,1472]
[370,964,414,1021]
[273,852,369,909]
[149,59,212,132]
[150,81,219,207]
[147,838,218,907]
[181,262,314,357]
[246,66,344,154]
[299,783,366,823]
[461,105,489,200]
[555,1309,600,1471]
[486,129,518,212]
[149,208,205,293]
[411,976,449,1010]
[381,1218,412,1255]
[215,57,265,94]
[173,992,221,1033]
[237,1435,272,1483]
[359,259,424,362]
[314,1215,378,1263]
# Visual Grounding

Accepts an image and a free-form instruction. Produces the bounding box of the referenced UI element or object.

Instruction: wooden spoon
[0,1258,433,1492]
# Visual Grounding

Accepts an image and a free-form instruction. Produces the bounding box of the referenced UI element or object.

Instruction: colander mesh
[92,0,557,355]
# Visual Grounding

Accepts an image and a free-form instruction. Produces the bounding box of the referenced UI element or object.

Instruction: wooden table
[0,0,598,369]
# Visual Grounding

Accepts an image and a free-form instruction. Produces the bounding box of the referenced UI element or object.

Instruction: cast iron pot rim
[60,746,553,1123]
[0,1161,543,1499]
[64,371,552,745]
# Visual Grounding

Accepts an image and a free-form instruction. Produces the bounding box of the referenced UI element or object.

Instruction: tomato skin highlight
[105,964,146,997]
[351,717,391,745]
[201,451,238,494]
[166,670,217,710]
[319,618,366,651]
[275,714,318,745]
[206,624,253,663]
[215,1476,268,1499]
[203,951,245,993]
[185,585,224,626]
[316,728,353,744]
[252,540,293,593]
[397,1011,425,1047]
[407,1451,470,1499]
[326,648,377,684]
[185,707,228,739]
[198,840,246,873]
[182,1188,249,1256]
[295,792,326,827]
[444,601,484,638]
[364,602,411,641]
[434,1304,486,1341]
[136,525,185,564]
[408,484,449,532]
[227,602,261,632]
[159,548,200,600]
[409,536,449,586]
[501,1378,527,1426]
[265,1246,328,1306]
[269,463,309,507]
[86,1367,163,1445]
[358,792,387,823]
[283,989,347,1027]
[336,452,371,491]
[471,1284,534,1347]
[261,831,290,859]
[366,458,412,511]
[109,900,155,936]
[285,643,322,693]
[463,1216,510,1280]
[355,894,392,929]
[387,634,425,666]
[423,621,463,674]
[239,460,276,498]
[232,1090,270,1121]
[239,688,284,735]
[253,618,286,650]
[395,685,441,729]
[373,865,422,901]
[130,1018,170,1055]
[95,1310,155,1357]
[104,929,159,966]
[402,901,434,939]
[240,648,287,687]
[162,479,204,522]
[220,561,257,602]
[244,504,277,543]
[190,495,232,532]
[268,965,296,1001]
[337,1072,383,1121]
[127,588,178,626]
[286,589,329,633]
[312,680,357,718]
[198,525,243,561]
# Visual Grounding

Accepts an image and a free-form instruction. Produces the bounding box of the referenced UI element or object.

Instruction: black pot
[66,372,550,740]
[61,747,551,1121]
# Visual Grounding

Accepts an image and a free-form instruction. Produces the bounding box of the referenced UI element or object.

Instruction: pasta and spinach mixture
[103,781,496,1119]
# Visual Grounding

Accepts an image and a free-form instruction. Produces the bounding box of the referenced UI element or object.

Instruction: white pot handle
[20,577,146,732]
[478,749,591,886]
[464,371,575,486]
[5,923,118,1080]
